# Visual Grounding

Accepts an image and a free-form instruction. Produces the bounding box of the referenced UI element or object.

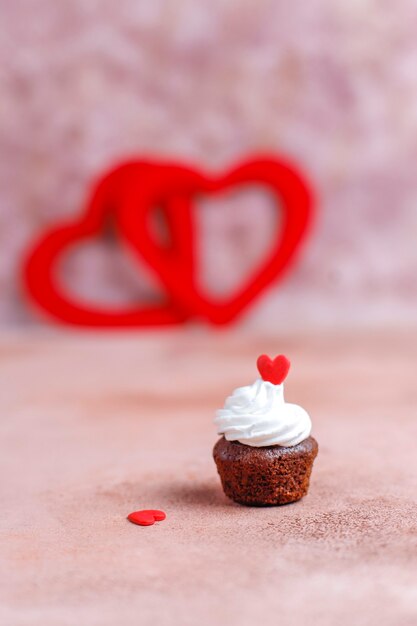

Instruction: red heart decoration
[23,156,313,326]
[23,162,190,326]
[120,157,313,325]
[257,354,291,385]
[127,509,166,527]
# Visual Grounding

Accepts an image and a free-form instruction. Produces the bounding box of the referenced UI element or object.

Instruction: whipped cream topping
[215,378,311,447]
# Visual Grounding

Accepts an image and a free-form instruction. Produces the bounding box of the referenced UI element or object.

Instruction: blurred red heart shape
[23,157,314,326]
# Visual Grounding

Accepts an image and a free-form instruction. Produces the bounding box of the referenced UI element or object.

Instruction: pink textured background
[2,0,417,326]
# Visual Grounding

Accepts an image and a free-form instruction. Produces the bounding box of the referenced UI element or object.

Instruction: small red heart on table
[127,510,166,527]
[257,354,291,385]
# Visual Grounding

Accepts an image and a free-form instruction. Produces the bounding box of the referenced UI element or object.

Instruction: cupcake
[213,354,318,506]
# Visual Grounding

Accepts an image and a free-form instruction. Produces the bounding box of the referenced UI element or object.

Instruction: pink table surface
[0,328,416,626]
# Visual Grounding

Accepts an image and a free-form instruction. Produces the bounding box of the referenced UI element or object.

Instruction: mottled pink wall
[1,0,417,327]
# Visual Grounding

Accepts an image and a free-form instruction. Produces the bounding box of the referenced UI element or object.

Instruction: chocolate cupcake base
[213,436,318,506]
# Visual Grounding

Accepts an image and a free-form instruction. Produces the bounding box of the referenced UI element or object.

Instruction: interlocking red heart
[23,156,314,326]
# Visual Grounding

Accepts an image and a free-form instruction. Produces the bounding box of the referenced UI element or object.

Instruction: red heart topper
[257,354,291,385]
[23,156,314,326]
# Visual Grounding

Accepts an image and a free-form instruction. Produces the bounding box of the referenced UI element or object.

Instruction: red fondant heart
[127,509,166,527]
[120,157,313,325]
[257,354,291,385]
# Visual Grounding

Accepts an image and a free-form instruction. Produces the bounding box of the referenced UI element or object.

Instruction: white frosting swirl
[215,378,311,447]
